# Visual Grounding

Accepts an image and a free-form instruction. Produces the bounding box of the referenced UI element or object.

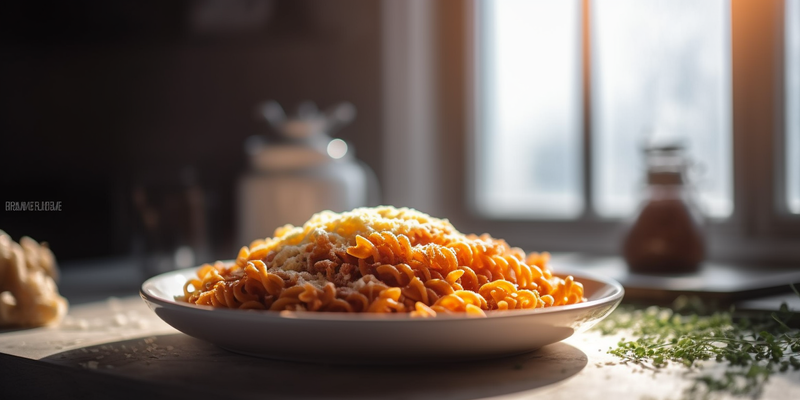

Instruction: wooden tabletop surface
[2,295,799,400]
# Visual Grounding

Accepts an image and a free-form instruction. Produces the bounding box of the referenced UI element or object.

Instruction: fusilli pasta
[179,206,585,317]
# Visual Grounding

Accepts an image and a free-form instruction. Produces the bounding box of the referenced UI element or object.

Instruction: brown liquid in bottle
[622,147,705,274]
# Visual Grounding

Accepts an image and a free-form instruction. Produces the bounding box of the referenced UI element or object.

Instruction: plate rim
[140,265,624,323]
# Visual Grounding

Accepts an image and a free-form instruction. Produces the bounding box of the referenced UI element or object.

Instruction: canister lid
[245,100,357,171]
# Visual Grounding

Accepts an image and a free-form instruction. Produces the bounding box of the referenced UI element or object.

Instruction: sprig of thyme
[596,284,800,398]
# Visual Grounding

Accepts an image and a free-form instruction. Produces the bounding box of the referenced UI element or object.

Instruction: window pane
[592,0,732,218]
[476,0,582,218]
[787,0,800,214]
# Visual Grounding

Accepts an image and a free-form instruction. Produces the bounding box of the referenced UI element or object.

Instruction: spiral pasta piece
[178,206,586,317]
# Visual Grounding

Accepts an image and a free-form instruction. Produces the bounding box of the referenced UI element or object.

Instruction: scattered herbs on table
[595,284,800,399]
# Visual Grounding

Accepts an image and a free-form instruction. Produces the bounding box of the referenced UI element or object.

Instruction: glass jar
[622,145,705,274]
[237,101,378,244]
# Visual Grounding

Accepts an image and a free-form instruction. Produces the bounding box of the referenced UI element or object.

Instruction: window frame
[785,0,800,216]
[381,0,800,264]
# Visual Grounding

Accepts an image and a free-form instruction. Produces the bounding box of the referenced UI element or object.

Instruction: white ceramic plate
[140,267,623,363]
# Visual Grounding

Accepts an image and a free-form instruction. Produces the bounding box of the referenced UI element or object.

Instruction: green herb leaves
[596,288,800,398]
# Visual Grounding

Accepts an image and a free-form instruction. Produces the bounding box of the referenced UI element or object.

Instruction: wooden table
[2,295,799,400]
[3,257,800,399]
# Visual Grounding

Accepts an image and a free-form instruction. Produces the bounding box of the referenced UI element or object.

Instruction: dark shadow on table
[0,326,34,334]
[41,333,588,400]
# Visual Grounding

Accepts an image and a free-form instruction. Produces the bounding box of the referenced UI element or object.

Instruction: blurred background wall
[0,0,382,262]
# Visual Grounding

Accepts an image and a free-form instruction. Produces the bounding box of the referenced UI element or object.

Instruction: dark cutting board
[552,254,800,306]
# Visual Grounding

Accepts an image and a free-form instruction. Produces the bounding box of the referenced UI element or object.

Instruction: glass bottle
[622,145,705,274]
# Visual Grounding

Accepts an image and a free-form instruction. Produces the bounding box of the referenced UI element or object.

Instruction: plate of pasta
[140,206,624,363]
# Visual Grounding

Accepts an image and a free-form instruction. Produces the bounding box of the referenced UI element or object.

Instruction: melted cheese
[268,206,459,250]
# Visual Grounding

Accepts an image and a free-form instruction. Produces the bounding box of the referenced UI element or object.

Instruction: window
[477,0,732,220]
[380,0,799,260]
[787,0,800,214]
[592,0,731,218]
[476,0,582,219]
